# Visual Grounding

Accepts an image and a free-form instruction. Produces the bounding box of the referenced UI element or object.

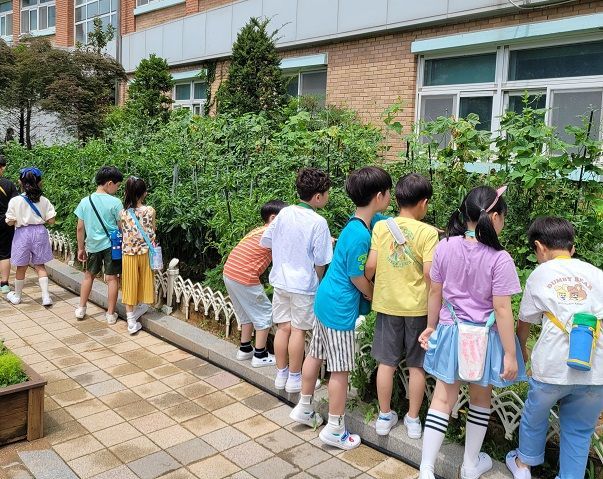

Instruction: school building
[1,0,603,143]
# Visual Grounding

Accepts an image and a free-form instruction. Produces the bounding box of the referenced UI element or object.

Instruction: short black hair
[261,200,287,223]
[95,166,124,186]
[0,154,6,167]
[395,173,433,208]
[345,166,392,207]
[528,217,575,252]
[296,168,331,201]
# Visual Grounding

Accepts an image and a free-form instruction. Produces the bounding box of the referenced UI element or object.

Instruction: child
[289,166,392,450]
[0,154,18,294]
[224,200,287,367]
[417,186,527,479]
[5,167,56,306]
[120,176,157,335]
[74,166,123,323]
[364,173,439,438]
[506,217,603,479]
[260,168,333,393]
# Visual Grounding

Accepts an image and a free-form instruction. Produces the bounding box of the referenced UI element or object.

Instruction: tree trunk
[19,108,25,146]
[25,105,32,150]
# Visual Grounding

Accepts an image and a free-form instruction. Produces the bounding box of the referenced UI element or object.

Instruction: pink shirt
[430,236,521,325]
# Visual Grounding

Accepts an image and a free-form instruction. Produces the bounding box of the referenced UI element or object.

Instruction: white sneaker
[128,321,142,335]
[505,450,531,479]
[132,303,149,321]
[42,295,53,307]
[404,413,422,439]
[289,403,323,428]
[6,292,21,305]
[419,468,436,479]
[236,349,254,360]
[75,306,87,320]
[461,452,493,479]
[106,312,118,325]
[285,374,302,394]
[375,411,398,436]
[275,368,289,390]
[251,354,276,368]
[319,427,361,450]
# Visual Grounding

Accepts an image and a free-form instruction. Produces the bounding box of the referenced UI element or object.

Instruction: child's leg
[290,355,324,427]
[557,385,603,479]
[405,316,428,419]
[421,379,461,474]
[327,371,349,416]
[408,367,426,418]
[274,322,291,370]
[464,384,493,470]
[254,327,269,351]
[14,265,27,281]
[79,271,95,308]
[288,325,306,374]
[33,264,51,304]
[105,274,119,315]
[0,258,10,284]
[240,323,254,348]
[376,364,396,413]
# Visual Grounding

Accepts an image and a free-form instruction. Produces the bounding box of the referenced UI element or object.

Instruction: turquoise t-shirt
[314,218,371,331]
[74,193,122,253]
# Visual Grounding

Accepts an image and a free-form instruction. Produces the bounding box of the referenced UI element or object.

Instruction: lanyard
[297,202,314,211]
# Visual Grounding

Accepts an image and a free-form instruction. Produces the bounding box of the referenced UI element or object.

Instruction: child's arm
[76,219,87,262]
[44,198,57,224]
[364,250,377,281]
[493,295,518,381]
[423,261,432,291]
[419,280,443,350]
[351,275,373,300]
[315,265,326,281]
[516,320,531,362]
[5,198,16,226]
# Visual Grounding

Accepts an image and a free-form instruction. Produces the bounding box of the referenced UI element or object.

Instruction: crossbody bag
[127,208,163,271]
[88,196,122,260]
[21,194,43,218]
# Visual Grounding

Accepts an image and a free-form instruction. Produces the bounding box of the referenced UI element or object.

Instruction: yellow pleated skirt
[122,253,155,306]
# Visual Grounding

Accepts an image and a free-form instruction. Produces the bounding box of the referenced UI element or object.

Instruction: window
[173,81,208,115]
[459,96,493,131]
[424,53,496,86]
[507,93,546,115]
[0,0,12,37]
[21,0,55,33]
[286,70,327,105]
[75,0,117,44]
[550,89,602,144]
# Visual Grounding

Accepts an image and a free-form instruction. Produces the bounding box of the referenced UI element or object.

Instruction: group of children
[0,159,157,336]
[225,166,603,479]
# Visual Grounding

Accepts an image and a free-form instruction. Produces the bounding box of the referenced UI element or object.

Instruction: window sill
[22,26,56,38]
[134,0,185,16]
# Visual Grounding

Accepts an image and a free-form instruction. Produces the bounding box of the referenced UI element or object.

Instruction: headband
[484,185,507,213]
[20,167,42,179]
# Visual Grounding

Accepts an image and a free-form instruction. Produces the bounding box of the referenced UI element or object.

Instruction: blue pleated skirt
[423,323,528,388]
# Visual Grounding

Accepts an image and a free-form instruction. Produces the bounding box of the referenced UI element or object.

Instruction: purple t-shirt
[430,236,521,325]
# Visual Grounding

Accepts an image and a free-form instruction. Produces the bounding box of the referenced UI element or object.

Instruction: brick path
[0,271,419,479]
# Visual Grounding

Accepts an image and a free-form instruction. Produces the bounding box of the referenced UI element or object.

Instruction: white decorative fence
[47,231,602,463]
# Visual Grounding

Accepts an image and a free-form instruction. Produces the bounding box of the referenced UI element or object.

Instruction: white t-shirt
[260,205,333,295]
[520,257,603,385]
[5,195,56,228]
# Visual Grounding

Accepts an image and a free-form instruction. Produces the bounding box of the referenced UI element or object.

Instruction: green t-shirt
[74,193,122,253]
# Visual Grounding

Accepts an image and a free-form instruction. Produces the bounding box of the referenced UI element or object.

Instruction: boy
[223,200,287,367]
[260,168,332,393]
[364,173,438,438]
[289,166,392,450]
[507,217,603,479]
[74,166,124,324]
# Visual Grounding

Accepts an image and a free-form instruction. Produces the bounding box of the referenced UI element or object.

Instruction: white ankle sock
[421,409,450,472]
[14,279,24,296]
[326,413,345,433]
[379,410,392,418]
[464,404,491,468]
[39,277,49,297]
[276,366,289,377]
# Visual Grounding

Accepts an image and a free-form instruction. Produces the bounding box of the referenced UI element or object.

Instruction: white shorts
[223,276,272,330]
[272,288,316,331]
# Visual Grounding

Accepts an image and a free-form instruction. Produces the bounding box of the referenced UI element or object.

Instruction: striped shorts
[308,320,356,373]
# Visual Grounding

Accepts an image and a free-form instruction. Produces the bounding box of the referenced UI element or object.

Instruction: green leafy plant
[0,341,27,388]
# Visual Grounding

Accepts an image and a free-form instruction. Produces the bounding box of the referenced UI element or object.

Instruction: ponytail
[446,206,466,239]
[20,170,43,203]
[475,207,504,251]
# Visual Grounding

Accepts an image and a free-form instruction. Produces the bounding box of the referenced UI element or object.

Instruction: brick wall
[185,0,198,15]
[121,0,136,34]
[198,0,231,13]
[10,0,19,38]
[136,3,187,30]
[54,0,74,47]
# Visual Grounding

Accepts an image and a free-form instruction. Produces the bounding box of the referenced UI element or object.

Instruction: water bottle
[567,313,598,371]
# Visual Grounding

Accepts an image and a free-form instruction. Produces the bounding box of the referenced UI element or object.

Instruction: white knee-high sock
[14,279,24,297]
[421,409,450,472]
[39,277,49,297]
[464,404,491,468]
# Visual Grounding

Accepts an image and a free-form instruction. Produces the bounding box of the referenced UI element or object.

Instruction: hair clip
[485,185,507,213]
[19,167,42,178]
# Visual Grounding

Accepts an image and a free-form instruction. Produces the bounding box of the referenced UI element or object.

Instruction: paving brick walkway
[0,271,419,479]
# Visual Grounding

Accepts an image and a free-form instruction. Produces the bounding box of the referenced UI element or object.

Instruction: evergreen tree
[126,54,174,122]
[217,17,287,115]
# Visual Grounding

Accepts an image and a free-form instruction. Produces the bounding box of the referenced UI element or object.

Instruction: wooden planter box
[0,363,46,446]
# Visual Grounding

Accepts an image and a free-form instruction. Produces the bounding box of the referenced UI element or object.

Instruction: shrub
[0,343,27,388]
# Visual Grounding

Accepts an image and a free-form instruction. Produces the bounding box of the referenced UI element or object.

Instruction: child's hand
[500,353,518,381]
[77,249,88,262]
[418,327,435,351]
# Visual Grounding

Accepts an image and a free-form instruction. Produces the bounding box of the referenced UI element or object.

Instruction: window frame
[74,0,117,45]
[20,0,55,35]
[0,2,12,38]
[172,80,208,116]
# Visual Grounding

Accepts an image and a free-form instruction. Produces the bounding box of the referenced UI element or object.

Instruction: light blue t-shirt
[314,218,371,331]
[74,193,122,253]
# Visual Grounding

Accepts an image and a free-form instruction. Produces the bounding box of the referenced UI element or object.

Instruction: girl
[0,155,18,294]
[417,186,527,479]
[5,167,56,306]
[120,176,156,335]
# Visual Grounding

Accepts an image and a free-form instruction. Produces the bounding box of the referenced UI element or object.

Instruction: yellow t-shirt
[370,217,439,316]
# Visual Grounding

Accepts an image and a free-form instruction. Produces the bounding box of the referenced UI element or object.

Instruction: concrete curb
[45,259,512,479]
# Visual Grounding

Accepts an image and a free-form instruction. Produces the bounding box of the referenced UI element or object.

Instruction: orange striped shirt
[223,226,271,286]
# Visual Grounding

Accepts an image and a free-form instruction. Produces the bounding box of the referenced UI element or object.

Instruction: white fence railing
[47,230,602,463]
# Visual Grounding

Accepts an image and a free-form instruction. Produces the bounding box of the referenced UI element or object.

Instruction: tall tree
[216,17,287,115]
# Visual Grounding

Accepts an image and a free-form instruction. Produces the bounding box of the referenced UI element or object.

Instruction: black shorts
[87,247,122,276]
[371,312,427,368]
[0,222,14,260]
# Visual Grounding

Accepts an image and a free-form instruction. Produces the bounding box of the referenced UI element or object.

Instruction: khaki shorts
[272,288,315,331]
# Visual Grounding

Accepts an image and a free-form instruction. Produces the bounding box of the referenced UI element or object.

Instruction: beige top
[5,195,56,227]
[120,206,156,255]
